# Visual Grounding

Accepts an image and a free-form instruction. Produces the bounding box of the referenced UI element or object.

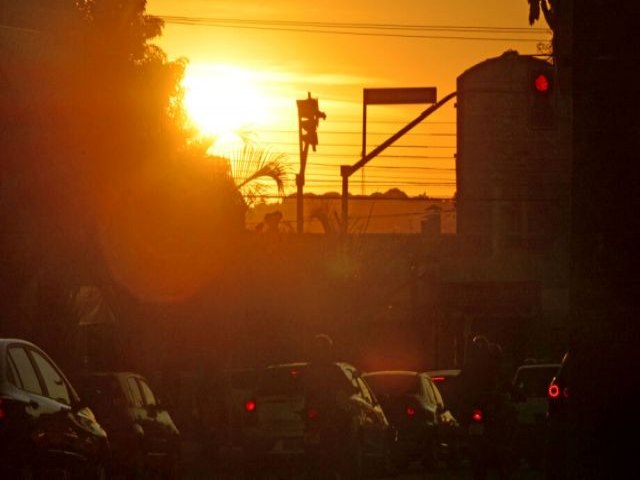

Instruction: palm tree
[224,139,289,208]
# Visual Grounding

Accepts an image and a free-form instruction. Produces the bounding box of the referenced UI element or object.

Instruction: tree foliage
[0,0,246,340]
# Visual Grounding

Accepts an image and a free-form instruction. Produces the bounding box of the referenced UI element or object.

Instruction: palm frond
[528,0,541,25]
[236,162,287,193]
[227,141,290,197]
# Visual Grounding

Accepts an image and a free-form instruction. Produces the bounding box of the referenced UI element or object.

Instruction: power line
[280,153,455,159]
[301,169,452,178]
[257,129,455,137]
[302,180,456,186]
[309,163,455,171]
[326,119,456,125]
[161,16,549,33]
[160,16,550,42]
[245,193,454,200]
[276,155,454,163]
[269,141,455,148]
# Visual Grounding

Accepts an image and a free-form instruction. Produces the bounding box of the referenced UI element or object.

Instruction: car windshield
[514,366,560,398]
[365,374,419,397]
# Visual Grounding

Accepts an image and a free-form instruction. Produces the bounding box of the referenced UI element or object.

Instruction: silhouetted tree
[0,0,246,352]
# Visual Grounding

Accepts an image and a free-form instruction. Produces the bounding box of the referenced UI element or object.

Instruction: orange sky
[147,0,550,199]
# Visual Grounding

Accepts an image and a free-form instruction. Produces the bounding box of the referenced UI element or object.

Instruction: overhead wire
[159,15,495,194]
[159,16,550,42]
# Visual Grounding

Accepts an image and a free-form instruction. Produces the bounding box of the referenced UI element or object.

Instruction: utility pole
[296,92,326,234]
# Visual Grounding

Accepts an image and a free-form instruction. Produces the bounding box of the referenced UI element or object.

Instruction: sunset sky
[147,0,551,198]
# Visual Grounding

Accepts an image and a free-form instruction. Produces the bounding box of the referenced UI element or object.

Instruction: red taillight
[245,400,257,412]
[548,384,560,399]
[406,406,416,417]
[290,368,299,377]
[563,387,569,399]
[307,407,319,420]
[431,376,445,383]
[471,409,483,423]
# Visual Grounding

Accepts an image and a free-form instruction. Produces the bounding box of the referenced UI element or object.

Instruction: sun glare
[182,64,274,152]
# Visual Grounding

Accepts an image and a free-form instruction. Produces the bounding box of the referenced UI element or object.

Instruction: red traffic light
[534,73,551,93]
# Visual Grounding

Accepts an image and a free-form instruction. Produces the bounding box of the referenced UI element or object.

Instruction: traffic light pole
[340,91,457,238]
[296,143,309,234]
[296,92,325,234]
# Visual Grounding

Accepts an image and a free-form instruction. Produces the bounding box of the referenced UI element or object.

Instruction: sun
[182,63,273,153]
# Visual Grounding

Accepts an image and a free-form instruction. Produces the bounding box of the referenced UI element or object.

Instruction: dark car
[363,370,461,471]
[243,361,395,479]
[0,338,109,479]
[74,371,180,480]
[509,362,561,469]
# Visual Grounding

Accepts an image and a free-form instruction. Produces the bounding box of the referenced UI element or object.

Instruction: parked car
[74,371,180,479]
[509,361,561,469]
[0,338,109,479]
[243,361,395,478]
[363,370,462,471]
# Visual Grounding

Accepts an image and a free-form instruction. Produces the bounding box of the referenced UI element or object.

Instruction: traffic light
[529,68,556,129]
[297,92,326,151]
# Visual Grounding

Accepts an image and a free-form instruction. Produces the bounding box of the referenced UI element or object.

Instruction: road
[180,443,545,480]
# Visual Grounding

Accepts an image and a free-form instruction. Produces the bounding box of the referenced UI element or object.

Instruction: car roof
[515,363,561,371]
[264,361,356,370]
[362,370,420,377]
[0,338,62,371]
[0,338,40,349]
[79,371,148,380]
[265,362,308,369]
[423,369,462,377]
[0,338,80,400]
